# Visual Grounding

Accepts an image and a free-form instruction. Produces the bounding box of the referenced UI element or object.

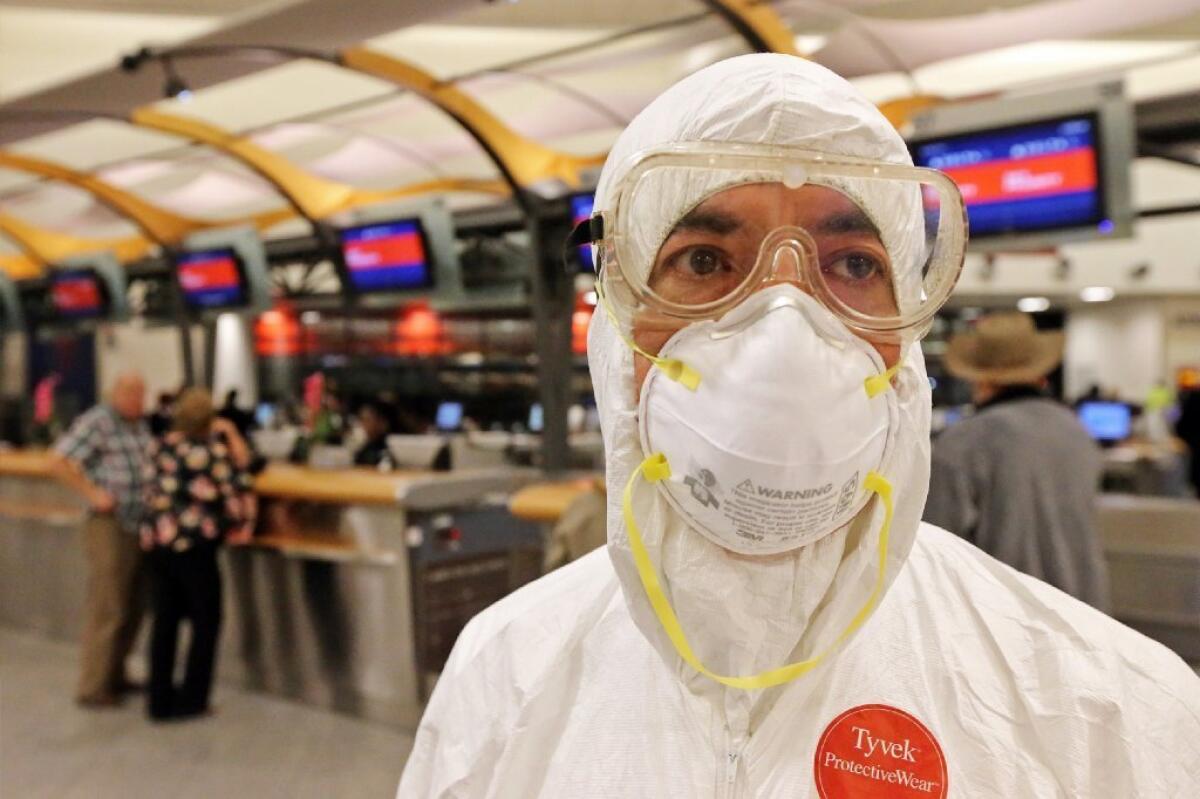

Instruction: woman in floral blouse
[140,388,254,721]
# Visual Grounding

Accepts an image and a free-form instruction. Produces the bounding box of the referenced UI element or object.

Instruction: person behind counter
[50,371,151,708]
[353,399,395,468]
[140,388,255,722]
[923,312,1110,610]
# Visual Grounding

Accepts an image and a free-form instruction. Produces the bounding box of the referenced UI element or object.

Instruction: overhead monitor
[569,192,596,272]
[339,218,434,293]
[436,401,464,432]
[50,269,107,320]
[1077,401,1131,443]
[176,248,247,309]
[908,81,1134,251]
[178,227,271,316]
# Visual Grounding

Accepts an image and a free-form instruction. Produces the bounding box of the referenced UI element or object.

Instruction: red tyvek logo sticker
[814,704,947,798]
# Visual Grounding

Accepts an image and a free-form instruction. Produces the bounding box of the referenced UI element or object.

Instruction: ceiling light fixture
[161,57,192,102]
[1017,296,1051,313]
[1080,286,1115,303]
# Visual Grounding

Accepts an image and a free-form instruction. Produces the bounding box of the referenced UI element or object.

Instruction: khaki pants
[78,513,145,700]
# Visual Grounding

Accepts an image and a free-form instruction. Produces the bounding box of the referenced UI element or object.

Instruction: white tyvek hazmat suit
[398,55,1200,798]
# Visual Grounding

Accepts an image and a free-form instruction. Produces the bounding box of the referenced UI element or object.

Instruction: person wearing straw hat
[924,311,1110,610]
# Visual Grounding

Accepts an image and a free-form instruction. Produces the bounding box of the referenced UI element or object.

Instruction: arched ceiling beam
[697,1,943,132]
[0,253,40,280]
[0,149,292,246]
[699,0,799,56]
[0,211,151,270]
[129,107,507,220]
[338,48,608,192]
[125,46,605,201]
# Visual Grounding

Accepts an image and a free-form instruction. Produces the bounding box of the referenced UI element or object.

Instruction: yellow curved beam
[130,108,501,219]
[0,252,41,280]
[877,95,946,132]
[340,47,607,190]
[0,211,152,269]
[0,150,292,246]
[705,0,799,56]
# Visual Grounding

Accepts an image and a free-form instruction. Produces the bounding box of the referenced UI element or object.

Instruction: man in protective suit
[398,54,1200,798]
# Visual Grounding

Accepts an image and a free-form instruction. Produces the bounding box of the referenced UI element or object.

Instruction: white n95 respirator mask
[637,286,899,556]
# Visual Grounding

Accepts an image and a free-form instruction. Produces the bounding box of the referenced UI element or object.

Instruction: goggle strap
[623,453,894,691]
[594,279,701,391]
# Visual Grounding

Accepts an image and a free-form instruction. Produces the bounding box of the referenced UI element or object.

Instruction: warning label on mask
[813,704,947,799]
[718,474,845,547]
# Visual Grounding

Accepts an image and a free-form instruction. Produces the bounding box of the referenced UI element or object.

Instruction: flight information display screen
[177,249,246,309]
[912,115,1108,238]
[50,270,105,319]
[570,193,595,272]
[340,219,433,293]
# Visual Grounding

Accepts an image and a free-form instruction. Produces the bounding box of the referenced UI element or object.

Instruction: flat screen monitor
[570,193,595,272]
[436,401,464,432]
[1077,401,1131,442]
[176,248,247,309]
[528,402,544,434]
[339,219,434,293]
[255,402,276,429]
[50,269,106,319]
[912,114,1109,239]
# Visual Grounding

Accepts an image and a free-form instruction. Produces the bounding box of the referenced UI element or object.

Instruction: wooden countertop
[0,450,422,505]
[509,477,603,523]
[253,464,440,505]
[0,449,521,508]
[0,449,56,479]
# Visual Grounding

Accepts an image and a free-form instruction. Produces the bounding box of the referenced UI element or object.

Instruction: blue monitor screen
[570,193,595,272]
[255,403,275,429]
[912,115,1108,238]
[1077,401,1130,442]
[177,249,246,309]
[528,402,544,433]
[340,219,433,292]
[436,401,463,431]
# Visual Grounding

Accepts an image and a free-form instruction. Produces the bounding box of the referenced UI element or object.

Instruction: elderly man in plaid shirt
[51,372,151,707]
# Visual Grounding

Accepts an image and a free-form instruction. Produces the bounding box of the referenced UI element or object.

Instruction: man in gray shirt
[924,313,1110,610]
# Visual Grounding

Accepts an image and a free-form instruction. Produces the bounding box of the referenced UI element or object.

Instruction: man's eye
[826,253,885,282]
[686,248,722,276]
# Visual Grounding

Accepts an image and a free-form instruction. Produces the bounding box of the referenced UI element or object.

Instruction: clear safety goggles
[577,143,968,342]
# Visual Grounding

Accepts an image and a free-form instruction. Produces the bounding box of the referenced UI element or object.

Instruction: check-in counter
[0,449,543,728]
[1098,494,1200,664]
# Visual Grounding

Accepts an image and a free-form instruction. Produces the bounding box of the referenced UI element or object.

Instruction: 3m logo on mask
[683,467,721,509]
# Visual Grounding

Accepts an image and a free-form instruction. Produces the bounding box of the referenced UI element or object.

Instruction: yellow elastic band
[864,362,901,398]
[623,454,894,691]
[594,280,701,391]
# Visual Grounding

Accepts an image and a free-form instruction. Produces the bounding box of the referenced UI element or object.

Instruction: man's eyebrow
[671,207,742,235]
[816,208,882,238]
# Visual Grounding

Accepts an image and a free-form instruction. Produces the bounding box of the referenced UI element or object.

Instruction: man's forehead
[677,183,882,238]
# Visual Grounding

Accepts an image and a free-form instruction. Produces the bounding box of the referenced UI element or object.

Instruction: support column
[527,198,577,473]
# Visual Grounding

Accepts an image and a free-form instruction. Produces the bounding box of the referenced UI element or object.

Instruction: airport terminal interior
[2,0,1200,796]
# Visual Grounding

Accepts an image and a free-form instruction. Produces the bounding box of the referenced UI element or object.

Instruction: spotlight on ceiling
[1080,286,1116,303]
[162,58,191,101]
[1017,296,1051,313]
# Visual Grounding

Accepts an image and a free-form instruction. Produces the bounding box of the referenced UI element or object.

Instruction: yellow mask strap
[594,279,701,391]
[864,362,902,399]
[622,453,895,691]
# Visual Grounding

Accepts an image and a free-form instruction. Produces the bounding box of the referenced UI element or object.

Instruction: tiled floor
[0,627,414,798]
